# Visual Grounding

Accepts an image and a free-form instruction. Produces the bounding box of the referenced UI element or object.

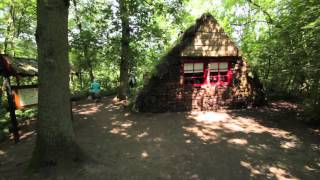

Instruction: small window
[184,63,203,73]
[183,63,204,86]
[219,62,228,82]
[209,63,219,72]
[194,63,203,72]
[184,63,193,73]
[219,62,228,71]
[209,62,230,85]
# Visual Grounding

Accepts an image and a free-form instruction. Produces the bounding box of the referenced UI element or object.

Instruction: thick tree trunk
[0,78,3,105]
[78,70,83,89]
[88,66,95,82]
[265,58,271,80]
[118,0,130,100]
[31,0,83,168]
[4,14,12,54]
[4,36,9,54]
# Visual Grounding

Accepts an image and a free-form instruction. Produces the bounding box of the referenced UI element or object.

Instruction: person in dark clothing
[129,73,136,88]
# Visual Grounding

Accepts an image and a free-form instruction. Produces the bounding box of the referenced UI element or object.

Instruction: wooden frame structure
[0,54,38,143]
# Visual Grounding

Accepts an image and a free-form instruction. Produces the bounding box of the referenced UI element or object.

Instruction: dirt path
[1,97,320,179]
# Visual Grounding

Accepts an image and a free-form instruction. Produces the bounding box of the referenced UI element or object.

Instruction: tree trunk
[84,44,95,82]
[77,70,83,89]
[4,35,9,54]
[72,0,95,82]
[31,0,83,168]
[0,78,3,105]
[4,7,12,55]
[118,0,130,100]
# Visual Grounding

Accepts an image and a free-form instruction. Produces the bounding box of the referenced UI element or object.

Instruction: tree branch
[246,0,274,25]
[231,20,269,26]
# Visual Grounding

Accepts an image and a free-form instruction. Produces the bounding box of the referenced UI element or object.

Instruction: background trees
[218,0,320,122]
[0,0,36,57]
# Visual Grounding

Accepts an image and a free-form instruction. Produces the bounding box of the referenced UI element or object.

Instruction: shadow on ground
[0,98,319,179]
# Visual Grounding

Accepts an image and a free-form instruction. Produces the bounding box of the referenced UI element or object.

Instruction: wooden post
[4,78,20,143]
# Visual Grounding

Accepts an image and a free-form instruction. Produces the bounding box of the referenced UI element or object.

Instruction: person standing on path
[89,79,101,102]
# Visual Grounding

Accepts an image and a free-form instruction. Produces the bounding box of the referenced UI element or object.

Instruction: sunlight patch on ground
[310,128,320,136]
[188,111,230,123]
[136,132,149,140]
[111,120,132,126]
[141,150,149,159]
[74,104,103,115]
[240,161,299,180]
[268,166,299,180]
[227,138,248,145]
[185,111,301,149]
[247,144,270,153]
[190,174,200,180]
[0,149,5,155]
[109,120,133,138]
[310,144,320,152]
[19,130,35,140]
[270,101,300,110]
[153,137,163,143]
[280,141,297,149]
[183,126,220,143]
[224,122,245,132]
[240,161,262,176]
[105,104,121,111]
[110,128,131,138]
[304,165,316,171]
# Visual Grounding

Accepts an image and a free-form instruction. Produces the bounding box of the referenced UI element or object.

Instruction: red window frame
[209,62,232,86]
[183,62,205,87]
[182,60,232,87]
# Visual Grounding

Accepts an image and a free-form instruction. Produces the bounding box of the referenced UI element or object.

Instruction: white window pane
[184,63,193,73]
[194,63,203,71]
[220,62,228,70]
[209,63,219,72]
[184,63,193,71]
[209,63,219,69]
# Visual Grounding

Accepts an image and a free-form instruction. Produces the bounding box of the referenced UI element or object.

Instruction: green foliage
[1,0,319,124]
[0,108,9,142]
[0,0,36,56]
[218,0,320,123]
[68,0,190,96]
[0,107,37,141]
[15,108,37,121]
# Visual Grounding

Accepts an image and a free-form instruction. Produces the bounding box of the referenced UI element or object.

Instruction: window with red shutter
[209,62,231,86]
[183,63,204,86]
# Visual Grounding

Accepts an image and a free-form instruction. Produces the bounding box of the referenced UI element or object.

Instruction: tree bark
[118,0,130,100]
[31,0,83,168]
[84,44,95,82]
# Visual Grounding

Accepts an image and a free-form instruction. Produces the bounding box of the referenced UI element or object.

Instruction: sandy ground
[0,97,320,180]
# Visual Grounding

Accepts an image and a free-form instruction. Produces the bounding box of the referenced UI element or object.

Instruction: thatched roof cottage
[136,13,265,112]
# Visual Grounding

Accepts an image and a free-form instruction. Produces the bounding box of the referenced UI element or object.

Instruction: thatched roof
[153,13,240,78]
[166,13,240,58]
[0,54,38,77]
